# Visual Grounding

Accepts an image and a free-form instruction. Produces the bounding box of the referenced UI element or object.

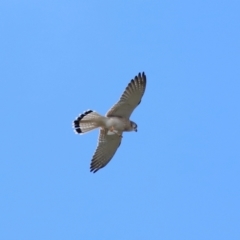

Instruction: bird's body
[105,117,135,133]
[73,72,146,173]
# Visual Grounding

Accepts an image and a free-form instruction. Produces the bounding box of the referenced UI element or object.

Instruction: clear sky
[1,1,239,239]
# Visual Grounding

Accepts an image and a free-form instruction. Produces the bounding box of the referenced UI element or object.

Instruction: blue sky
[0,1,239,239]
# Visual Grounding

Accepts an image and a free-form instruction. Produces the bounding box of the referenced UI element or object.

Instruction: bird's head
[130,121,138,132]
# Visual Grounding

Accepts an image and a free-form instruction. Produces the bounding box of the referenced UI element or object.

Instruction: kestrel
[73,72,147,173]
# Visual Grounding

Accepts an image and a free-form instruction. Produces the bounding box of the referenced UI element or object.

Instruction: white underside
[107,130,117,135]
[104,117,126,131]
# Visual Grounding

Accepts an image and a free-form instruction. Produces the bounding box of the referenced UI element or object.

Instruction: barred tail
[73,110,104,134]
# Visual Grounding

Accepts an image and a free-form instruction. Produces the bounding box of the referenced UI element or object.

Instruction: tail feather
[73,110,104,134]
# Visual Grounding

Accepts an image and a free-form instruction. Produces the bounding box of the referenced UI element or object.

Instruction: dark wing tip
[90,163,102,173]
[135,72,146,84]
[90,168,99,173]
[139,72,146,82]
[132,71,146,85]
[90,157,103,173]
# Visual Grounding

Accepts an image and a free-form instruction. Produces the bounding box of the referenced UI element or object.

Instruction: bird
[73,72,147,173]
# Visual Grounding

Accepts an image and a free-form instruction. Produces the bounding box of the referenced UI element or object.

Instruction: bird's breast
[105,117,129,131]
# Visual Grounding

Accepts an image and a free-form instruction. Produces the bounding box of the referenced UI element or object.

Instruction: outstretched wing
[90,129,122,173]
[106,72,147,119]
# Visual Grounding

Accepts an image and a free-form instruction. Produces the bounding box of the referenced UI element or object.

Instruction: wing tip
[90,168,99,173]
[133,72,146,83]
[138,72,146,81]
[90,164,102,173]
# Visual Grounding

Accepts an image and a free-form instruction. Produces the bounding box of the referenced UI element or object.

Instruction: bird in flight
[73,72,147,173]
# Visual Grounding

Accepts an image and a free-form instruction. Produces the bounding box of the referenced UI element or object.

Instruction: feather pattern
[90,129,122,173]
[73,72,147,173]
[106,72,146,118]
[73,110,105,134]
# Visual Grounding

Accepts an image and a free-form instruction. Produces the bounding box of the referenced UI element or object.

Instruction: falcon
[73,72,147,173]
